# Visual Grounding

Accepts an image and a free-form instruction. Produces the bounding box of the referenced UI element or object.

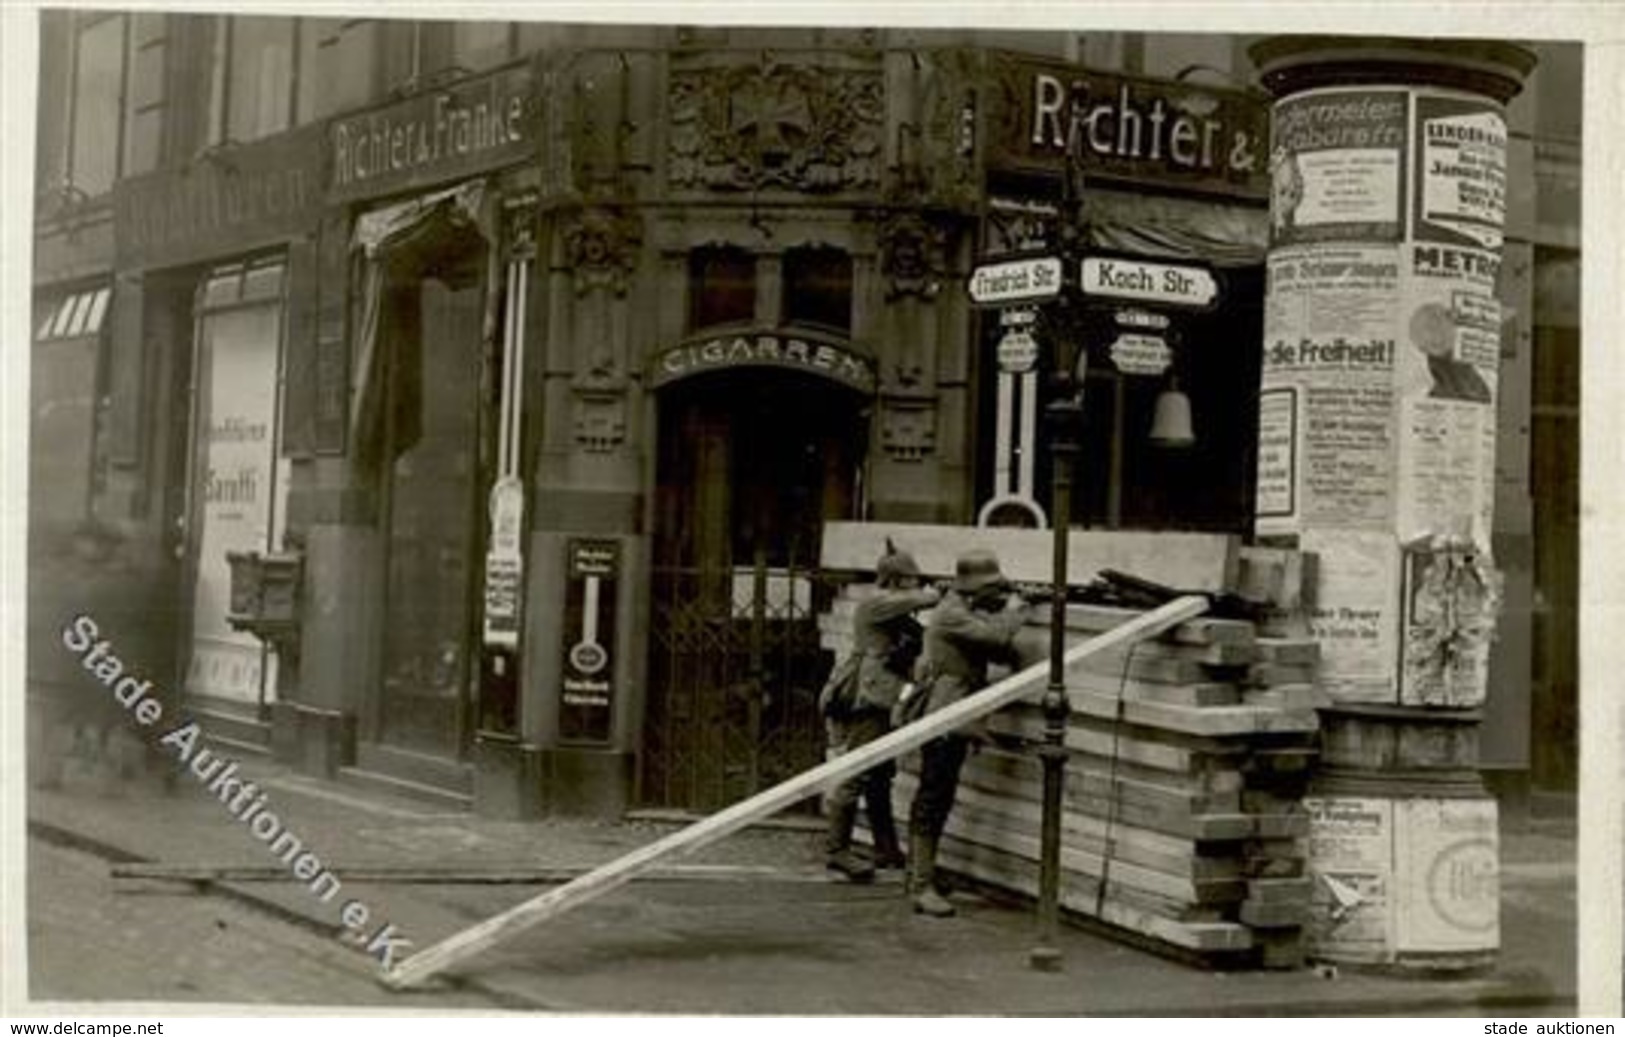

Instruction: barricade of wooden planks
[826,593,1320,970]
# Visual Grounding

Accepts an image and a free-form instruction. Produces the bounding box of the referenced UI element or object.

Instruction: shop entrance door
[371,269,489,767]
[181,259,290,713]
[644,371,864,811]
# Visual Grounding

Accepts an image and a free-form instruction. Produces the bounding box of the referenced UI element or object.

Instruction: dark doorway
[643,369,866,811]
[371,258,492,767]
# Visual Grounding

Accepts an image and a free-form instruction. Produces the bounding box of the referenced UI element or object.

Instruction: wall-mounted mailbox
[226,550,304,653]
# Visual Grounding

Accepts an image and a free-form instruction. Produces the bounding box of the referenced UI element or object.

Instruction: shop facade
[27,18,1580,821]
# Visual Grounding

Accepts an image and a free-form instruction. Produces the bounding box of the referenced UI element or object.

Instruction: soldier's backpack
[818,652,860,722]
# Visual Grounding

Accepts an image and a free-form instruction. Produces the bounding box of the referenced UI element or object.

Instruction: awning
[1083,188,1269,269]
[349,180,496,467]
[34,284,112,342]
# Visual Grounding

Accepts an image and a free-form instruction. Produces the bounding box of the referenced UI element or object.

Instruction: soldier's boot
[825,799,876,884]
[909,831,956,918]
[868,790,906,870]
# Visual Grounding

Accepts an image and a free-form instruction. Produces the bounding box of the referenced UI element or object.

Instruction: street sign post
[1114,307,1172,331]
[1080,257,1219,309]
[996,329,1040,373]
[1109,333,1172,376]
[968,256,1063,306]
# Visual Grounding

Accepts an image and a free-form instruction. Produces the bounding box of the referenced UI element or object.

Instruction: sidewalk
[26,750,1577,1016]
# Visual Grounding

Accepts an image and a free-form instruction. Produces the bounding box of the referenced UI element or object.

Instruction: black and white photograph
[2,0,1621,1023]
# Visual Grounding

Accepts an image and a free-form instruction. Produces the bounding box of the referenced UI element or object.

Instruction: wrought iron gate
[642,553,835,811]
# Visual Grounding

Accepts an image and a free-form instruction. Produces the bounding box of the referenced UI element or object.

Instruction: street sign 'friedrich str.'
[968,256,1064,306]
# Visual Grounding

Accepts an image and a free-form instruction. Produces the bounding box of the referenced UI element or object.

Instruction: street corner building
[26,13,1582,972]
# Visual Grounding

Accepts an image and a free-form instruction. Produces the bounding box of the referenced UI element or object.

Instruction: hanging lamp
[1149,373,1196,449]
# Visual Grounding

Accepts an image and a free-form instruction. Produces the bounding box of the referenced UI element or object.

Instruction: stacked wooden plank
[824,592,1320,968]
[817,522,1318,968]
[819,521,1241,594]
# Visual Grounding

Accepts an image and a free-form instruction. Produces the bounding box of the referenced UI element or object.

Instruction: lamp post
[969,98,1088,970]
[1031,341,1083,972]
[1030,127,1088,967]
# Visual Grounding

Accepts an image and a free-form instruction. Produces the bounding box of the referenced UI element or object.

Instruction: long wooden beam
[382,595,1209,989]
[110,862,853,885]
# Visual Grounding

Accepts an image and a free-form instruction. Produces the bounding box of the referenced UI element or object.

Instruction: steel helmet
[876,538,922,587]
[953,548,1009,594]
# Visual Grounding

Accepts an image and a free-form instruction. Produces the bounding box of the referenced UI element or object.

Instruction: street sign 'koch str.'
[1080,257,1219,309]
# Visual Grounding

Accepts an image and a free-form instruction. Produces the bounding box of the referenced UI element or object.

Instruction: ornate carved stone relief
[562,206,642,297]
[572,390,628,454]
[920,49,981,208]
[879,211,947,301]
[560,203,639,453]
[669,63,883,193]
[879,398,937,463]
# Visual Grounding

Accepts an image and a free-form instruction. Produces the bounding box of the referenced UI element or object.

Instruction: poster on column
[1393,92,1507,708]
[1304,796,1395,962]
[1397,243,1502,547]
[1269,89,1409,247]
[1393,798,1499,953]
[1398,538,1499,707]
[1299,529,1400,703]
[1413,93,1508,249]
[1254,388,1297,523]
[1256,246,1400,537]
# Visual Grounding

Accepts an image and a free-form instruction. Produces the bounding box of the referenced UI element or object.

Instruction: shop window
[36,286,113,342]
[31,285,113,525]
[199,256,288,308]
[781,246,853,335]
[688,248,757,332]
[183,258,292,709]
[977,263,1264,535]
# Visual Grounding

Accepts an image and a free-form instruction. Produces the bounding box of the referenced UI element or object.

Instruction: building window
[208,16,367,146]
[207,16,297,144]
[67,13,128,196]
[449,21,516,73]
[1141,34,1237,83]
[688,248,757,332]
[48,11,169,192]
[123,14,167,176]
[297,20,380,122]
[782,247,852,334]
[383,20,516,93]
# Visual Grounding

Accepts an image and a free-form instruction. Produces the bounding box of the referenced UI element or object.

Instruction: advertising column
[1249,37,1533,969]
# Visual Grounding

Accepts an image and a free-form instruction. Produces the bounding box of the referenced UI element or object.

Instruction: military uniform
[906,549,1028,916]
[825,546,937,881]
